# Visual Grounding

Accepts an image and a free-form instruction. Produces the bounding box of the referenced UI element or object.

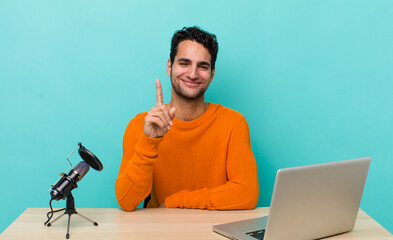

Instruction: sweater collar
[172,103,220,130]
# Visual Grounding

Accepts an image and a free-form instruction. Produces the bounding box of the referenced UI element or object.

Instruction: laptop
[213,157,371,240]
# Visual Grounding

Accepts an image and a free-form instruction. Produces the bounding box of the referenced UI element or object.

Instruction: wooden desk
[0,208,391,240]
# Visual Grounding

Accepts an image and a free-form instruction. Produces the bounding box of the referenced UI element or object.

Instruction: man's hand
[144,79,176,138]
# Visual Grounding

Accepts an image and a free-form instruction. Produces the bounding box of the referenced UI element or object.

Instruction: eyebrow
[177,58,211,67]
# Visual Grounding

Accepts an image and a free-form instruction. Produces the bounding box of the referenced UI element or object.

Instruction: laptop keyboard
[245,229,265,240]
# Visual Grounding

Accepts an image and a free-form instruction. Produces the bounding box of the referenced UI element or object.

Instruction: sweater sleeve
[115,118,163,211]
[164,116,259,210]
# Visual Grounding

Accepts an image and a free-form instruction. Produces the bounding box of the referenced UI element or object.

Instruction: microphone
[44,142,103,237]
[50,161,90,200]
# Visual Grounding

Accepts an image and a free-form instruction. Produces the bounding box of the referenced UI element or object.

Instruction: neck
[169,92,209,122]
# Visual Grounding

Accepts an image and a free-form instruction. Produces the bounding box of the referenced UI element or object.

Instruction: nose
[187,65,199,80]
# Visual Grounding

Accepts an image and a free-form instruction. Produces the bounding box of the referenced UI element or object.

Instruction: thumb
[169,107,176,118]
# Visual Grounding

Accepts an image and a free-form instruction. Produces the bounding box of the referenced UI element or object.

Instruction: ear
[209,68,215,84]
[166,59,172,77]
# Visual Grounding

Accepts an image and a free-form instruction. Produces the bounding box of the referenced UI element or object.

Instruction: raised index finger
[155,78,164,106]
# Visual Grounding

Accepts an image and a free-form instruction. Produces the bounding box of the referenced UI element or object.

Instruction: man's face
[167,40,215,100]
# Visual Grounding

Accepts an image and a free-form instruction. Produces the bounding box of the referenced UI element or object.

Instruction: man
[115,26,258,211]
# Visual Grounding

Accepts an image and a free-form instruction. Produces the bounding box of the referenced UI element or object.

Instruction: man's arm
[163,116,259,210]
[115,119,162,211]
[115,79,175,211]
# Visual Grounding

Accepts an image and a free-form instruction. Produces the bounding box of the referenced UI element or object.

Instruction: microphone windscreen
[73,161,90,179]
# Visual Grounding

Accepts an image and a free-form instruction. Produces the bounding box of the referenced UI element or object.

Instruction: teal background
[1,0,392,235]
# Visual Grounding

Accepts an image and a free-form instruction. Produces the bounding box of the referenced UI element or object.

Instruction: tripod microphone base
[45,194,98,239]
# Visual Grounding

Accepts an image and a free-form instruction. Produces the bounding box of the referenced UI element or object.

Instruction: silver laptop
[213,157,371,240]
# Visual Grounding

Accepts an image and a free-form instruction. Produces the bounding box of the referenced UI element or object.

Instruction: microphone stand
[45,193,98,239]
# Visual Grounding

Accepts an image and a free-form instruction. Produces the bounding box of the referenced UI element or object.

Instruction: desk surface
[0,208,391,240]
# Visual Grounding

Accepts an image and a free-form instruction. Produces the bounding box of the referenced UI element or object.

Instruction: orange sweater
[115,103,259,211]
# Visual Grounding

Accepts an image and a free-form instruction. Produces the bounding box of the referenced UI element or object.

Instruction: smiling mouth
[181,79,201,88]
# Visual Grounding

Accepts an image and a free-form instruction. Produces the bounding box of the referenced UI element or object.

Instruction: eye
[200,65,209,70]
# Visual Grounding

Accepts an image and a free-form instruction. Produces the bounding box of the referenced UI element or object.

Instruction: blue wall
[1,0,392,234]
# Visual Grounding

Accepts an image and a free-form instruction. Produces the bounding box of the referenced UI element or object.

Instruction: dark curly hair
[170,26,218,70]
